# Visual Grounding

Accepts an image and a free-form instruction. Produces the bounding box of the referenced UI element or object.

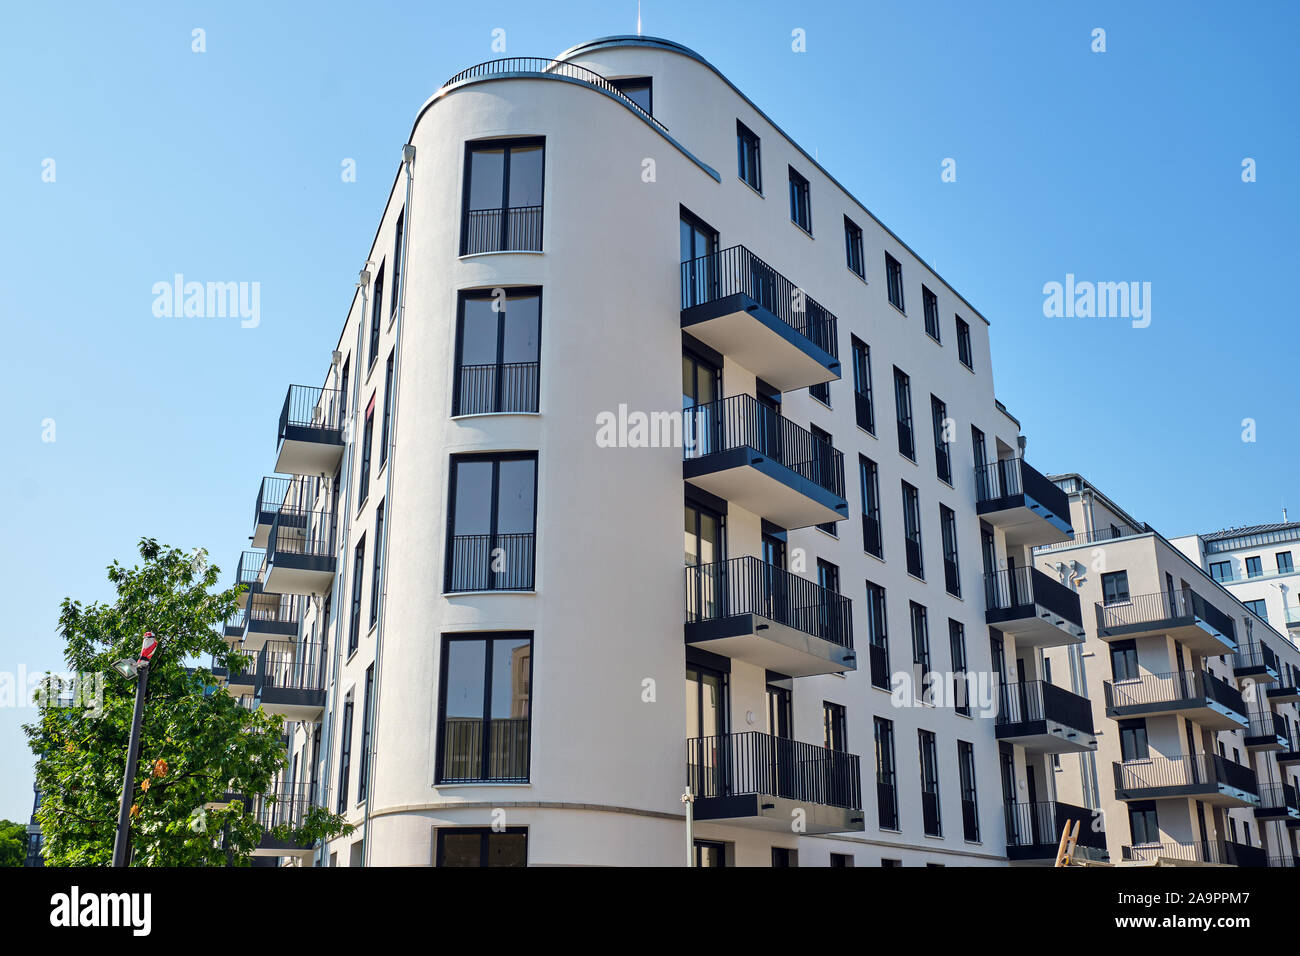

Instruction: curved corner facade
[226,36,1094,867]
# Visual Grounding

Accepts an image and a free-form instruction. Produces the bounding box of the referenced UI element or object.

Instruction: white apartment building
[219,35,1095,867]
[1036,476,1300,867]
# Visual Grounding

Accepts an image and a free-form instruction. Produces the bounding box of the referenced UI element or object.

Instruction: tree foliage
[0,820,24,867]
[23,538,352,866]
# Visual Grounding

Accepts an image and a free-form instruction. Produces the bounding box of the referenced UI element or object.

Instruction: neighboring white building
[1170,522,1300,639]
[1036,477,1300,867]
[222,35,1095,867]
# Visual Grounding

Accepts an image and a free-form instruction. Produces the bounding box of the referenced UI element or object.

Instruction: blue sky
[1,0,1295,820]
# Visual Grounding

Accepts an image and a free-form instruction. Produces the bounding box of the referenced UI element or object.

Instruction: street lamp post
[682,786,695,867]
[111,632,159,868]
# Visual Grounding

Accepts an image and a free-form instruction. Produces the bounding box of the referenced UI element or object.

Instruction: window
[949,620,969,716]
[736,120,761,191]
[1118,719,1149,761]
[694,840,726,867]
[810,380,830,406]
[1209,560,1232,583]
[358,398,375,503]
[811,424,836,535]
[337,696,354,813]
[1246,556,1263,578]
[881,858,902,867]
[348,536,366,654]
[866,581,889,690]
[955,317,972,369]
[940,505,960,596]
[1110,640,1139,681]
[910,602,931,693]
[453,288,541,416]
[874,717,899,830]
[922,286,940,341]
[1128,803,1159,846]
[380,351,395,466]
[885,253,905,312]
[445,453,537,591]
[369,502,385,628]
[437,632,532,783]
[957,740,979,842]
[368,262,384,369]
[391,210,404,318]
[461,138,545,254]
[919,729,941,836]
[771,847,797,867]
[1245,598,1268,622]
[931,395,951,483]
[788,166,811,233]
[829,853,853,867]
[611,76,652,114]
[851,336,874,432]
[902,481,924,578]
[436,827,528,867]
[844,217,864,277]
[680,208,719,310]
[894,367,914,459]
[358,665,374,801]
[1101,571,1130,605]
[1279,552,1295,574]
[860,456,882,557]
[824,701,847,751]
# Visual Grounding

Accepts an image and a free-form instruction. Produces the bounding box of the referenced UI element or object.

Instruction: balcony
[252,476,302,548]
[1103,670,1247,731]
[1244,711,1288,751]
[680,245,840,392]
[264,508,337,595]
[275,385,344,476]
[1234,642,1280,683]
[226,645,257,696]
[254,641,326,723]
[685,556,855,676]
[683,394,848,529]
[984,567,1085,649]
[1267,680,1300,705]
[437,716,530,784]
[1279,731,1300,767]
[244,594,300,651]
[233,550,266,610]
[461,205,543,255]
[452,361,540,416]
[1113,754,1258,807]
[444,531,536,592]
[1268,854,1300,867]
[1005,801,1107,863]
[249,783,316,858]
[994,680,1096,753]
[1119,841,1265,867]
[686,732,864,834]
[1255,782,1300,821]
[974,458,1073,547]
[1094,589,1237,656]
[223,609,247,642]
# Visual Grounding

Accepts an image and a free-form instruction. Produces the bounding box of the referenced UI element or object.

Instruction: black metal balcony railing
[943,557,960,596]
[984,566,1083,626]
[683,394,846,499]
[441,57,667,131]
[223,608,247,634]
[461,205,544,255]
[248,596,299,626]
[1235,642,1279,674]
[905,537,924,578]
[1104,670,1246,716]
[438,716,531,784]
[1120,841,1265,867]
[1005,801,1105,851]
[1257,781,1298,811]
[686,732,861,810]
[680,245,839,360]
[1096,589,1236,643]
[1114,753,1257,797]
[961,797,979,842]
[877,781,899,830]
[236,550,266,587]
[862,514,882,557]
[254,476,294,525]
[685,556,854,649]
[1246,710,1287,742]
[254,782,314,833]
[268,508,336,558]
[278,385,342,439]
[996,680,1095,734]
[453,361,540,416]
[1268,854,1300,868]
[868,643,890,690]
[256,641,325,694]
[445,531,536,592]
[974,457,1070,520]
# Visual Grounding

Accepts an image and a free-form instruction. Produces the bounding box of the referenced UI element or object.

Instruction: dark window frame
[955,316,973,369]
[922,286,940,341]
[435,826,528,867]
[736,120,762,192]
[885,253,905,312]
[851,336,875,433]
[460,137,546,255]
[435,632,534,784]
[444,451,539,592]
[788,166,812,234]
[844,216,864,278]
[452,287,542,417]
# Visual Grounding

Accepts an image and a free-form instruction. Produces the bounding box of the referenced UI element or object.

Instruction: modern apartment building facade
[219,35,1097,867]
[1036,476,1300,867]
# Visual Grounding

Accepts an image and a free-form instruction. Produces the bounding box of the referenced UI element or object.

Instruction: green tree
[23,538,352,866]
[0,820,24,867]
